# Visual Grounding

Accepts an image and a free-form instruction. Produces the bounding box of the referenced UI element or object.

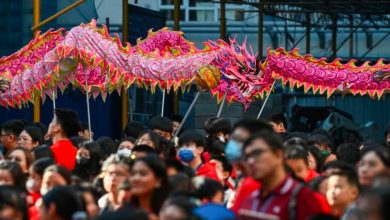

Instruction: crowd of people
[0,108,389,220]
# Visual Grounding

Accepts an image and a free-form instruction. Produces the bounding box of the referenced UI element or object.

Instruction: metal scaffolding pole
[173,0,180,115]
[305,13,311,54]
[332,15,338,59]
[258,3,264,61]
[220,0,226,40]
[349,15,354,57]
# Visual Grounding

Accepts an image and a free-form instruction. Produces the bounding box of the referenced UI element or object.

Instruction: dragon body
[0,20,389,108]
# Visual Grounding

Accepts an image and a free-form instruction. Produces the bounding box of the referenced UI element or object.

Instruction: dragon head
[210,38,264,104]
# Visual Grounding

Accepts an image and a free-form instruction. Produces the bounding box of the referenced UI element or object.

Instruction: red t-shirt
[304,169,319,183]
[231,177,261,213]
[50,139,77,170]
[238,176,331,220]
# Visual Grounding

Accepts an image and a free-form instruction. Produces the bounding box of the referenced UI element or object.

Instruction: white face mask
[117,148,132,158]
[26,178,36,193]
[218,135,226,143]
[40,187,50,196]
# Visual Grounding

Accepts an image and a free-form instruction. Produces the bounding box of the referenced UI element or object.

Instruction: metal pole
[305,13,311,54]
[84,67,92,141]
[121,0,128,129]
[220,0,226,40]
[33,0,40,122]
[31,0,85,31]
[257,81,276,119]
[258,3,264,61]
[332,15,338,59]
[216,88,229,117]
[161,90,165,117]
[173,0,180,114]
[172,92,200,141]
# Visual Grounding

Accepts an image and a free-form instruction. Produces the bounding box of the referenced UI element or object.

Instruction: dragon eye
[248,60,256,69]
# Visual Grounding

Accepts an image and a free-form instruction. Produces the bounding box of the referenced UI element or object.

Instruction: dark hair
[268,113,288,129]
[6,147,34,170]
[192,177,224,201]
[160,196,198,220]
[361,146,390,167]
[284,136,307,149]
[96,136,118,160]
[243,130,284,152]
[136,130,161,153]
[158,137,176,160]
[168,173,193,196]
[357,187,390,220]
[132,144,157,155]
[77,141,103,177]
[309,175,328,193]
[233,118,273,134]
[337,143,361,165]
[0,186,28,220]
[30,157,55,177]
[284,145,309,165]
[179,130,206,148]
[70,136,86,148]
[308,133,333,151]
[171,114,183,123]
[204,117,232,136]
[149,116,173,133]
[97,209,149,220]
[22,126,44,145]
[80,122,89,131]
[323,160,356,173]
[210,155,233,174]
[131,156,170,214]
[329,169,360,192]
[1,119,24,136]
[33,122,47,137]
[123,122,144,139]
[0,160,26,191]
[308,145,324,172]
[32,144,54,160]
[54,108,82,138]
[41,186,81,220]
[120,137,136,145]
[44,165,72,185]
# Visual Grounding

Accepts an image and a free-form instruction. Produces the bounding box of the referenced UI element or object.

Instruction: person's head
[323,160,355,176]
[75,183,100,220]
[307,145,324,172]
[385,125,390,147]
[226,119,272,162]
[308,133,333,157]
[171,114,183,136]
[32,144,54,160]
[17,126,44,150]
[159,196,197,220]
[192,176,224,204]
[123,121,144,139]
[0,186,28,220]
[130,155,170,214]
[178,130,205,164]
[100,155,130,195]
[97,209,149,220]
[76,141,102,177]
[268,113,288,133]
[204,117,232,143]
[40,186,81,220]
[210,155,232,183]
[0,160,25,191]
[355,186,390,220]
[40,165,71,196]
[284,144,309,181]
[243,130,284,181]
[27,158,54,194]
[5,147,33,173]
[1,119,24,151]
[337,143,360,165]
[309,175,328,196]
[46,109,82,141]
[131,144,157,160]
[96,136,118,161]
[78,122,93,140]
[358,147,390,187]
[117,137,136,157]
[326,170,360,214]
[149,116,173,140]
[136,130,161,153]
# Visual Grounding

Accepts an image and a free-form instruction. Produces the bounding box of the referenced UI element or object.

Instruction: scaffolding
[217,0,390,61]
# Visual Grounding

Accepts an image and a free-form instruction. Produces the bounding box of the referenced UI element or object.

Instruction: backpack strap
[288,183,304,220]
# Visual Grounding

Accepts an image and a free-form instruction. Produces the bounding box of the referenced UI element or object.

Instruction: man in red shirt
[46,109,81,170]
[238,131,331,220]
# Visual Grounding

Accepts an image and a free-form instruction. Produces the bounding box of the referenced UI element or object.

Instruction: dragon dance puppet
[0,20,389,108]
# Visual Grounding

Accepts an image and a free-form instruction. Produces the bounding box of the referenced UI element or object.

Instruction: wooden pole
[121,0,129,129]
[33,0,41,122]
